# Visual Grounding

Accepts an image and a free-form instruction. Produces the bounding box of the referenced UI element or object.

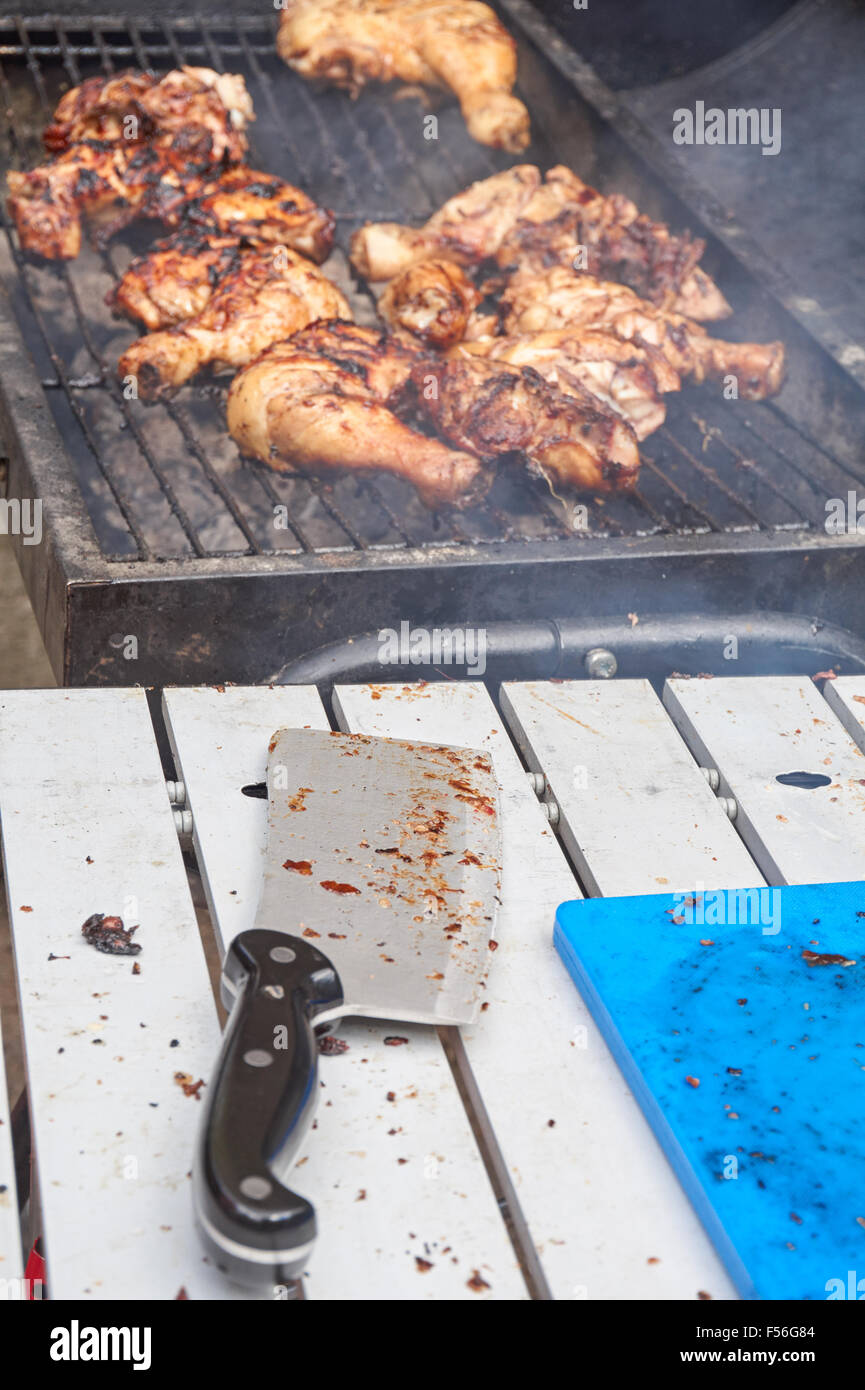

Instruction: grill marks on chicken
[109,232,243,331]
[43,66,254,164]
[227,323,489,509]
[453,331,678,441]
[7,68,335,268]
[7,139,205,261]
[350,164,731,319]
[167,167,335,264]
[119,245,352,400]
[349,164,785,459]
[419,355,640,494]
[227,320,639,504]
[277,0,530,152]
[501,270,786,401]
[493,166,732,321]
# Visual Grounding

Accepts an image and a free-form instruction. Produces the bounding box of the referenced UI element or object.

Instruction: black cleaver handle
[194,928,343,1288]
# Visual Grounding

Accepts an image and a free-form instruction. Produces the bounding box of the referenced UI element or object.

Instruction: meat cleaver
[194,728,501,1287]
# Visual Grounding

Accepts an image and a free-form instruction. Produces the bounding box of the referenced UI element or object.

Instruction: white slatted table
[0,675,860,1300]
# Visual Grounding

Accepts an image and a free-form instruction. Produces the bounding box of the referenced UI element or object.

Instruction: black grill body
[0,4,863,685]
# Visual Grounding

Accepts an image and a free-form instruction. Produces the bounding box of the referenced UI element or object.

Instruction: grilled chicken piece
[44,67,254,164]
[227,322,488,508]
[454,330,680,441]
[495,166,731,322]
[378,258,481,348]
[277,0,530,152]
[350,165,540,280]
[502,269,785,399]
[7,139,209,260]
[109,231,244,330]
[169,166,335,264]
[419,355,640,493]
[118,246,351,399]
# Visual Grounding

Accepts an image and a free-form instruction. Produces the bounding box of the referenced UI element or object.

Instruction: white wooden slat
[823,675,865,751]
[501,679,763,895]
[0,1014,23,1287]
[0,688,257,1300]
[162,686,524,1302]
[333,680,736,1301]
[664,675,865,884]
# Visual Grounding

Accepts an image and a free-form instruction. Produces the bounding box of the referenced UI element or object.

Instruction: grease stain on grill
[775,772,832,790]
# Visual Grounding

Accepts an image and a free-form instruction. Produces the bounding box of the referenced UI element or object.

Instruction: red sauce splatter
[283,859,312,875]
[320,880,361,895]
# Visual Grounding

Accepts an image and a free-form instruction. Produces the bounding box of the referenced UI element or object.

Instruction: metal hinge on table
[698,767,738,820]
[166,780,193,836]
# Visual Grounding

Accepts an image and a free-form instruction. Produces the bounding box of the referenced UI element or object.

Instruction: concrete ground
[0,534,55,1107]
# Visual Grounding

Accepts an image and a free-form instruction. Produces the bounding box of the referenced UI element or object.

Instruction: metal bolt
[166,780,186,806]
[173,808,193,835]
[699,767,720,792]
[270,946,296,965]
[584,647,617,679]
[720,797,738,821]
[541,800,561,827]
[526,771,546,796]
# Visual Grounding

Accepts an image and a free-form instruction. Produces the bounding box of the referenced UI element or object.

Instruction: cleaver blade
[194,729,501,1287]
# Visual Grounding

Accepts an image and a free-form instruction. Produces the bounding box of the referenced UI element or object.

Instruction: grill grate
[0,12,862,569]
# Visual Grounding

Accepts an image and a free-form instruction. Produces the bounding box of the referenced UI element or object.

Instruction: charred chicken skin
[168,166,335,264]
[493,166,731,322]
[277,0,530,152]
[227,322,489,509]
[378,258,482,348]
[501,269,786,400]
[109,230,244,331]
[418,354,640,494]
[453,330,679,441]
[118,245,352,399]
[43,66,254,164]
[351,164,730,321]
[9,147,334,265]
[7,137,214,260]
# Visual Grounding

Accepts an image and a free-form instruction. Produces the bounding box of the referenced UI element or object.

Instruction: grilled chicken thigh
[501,269,785,399]
[454,330,679,440]
[227,322,488,508]
[277,0,530,151]
[419,355,640,493]
[350,165,540,280]
[43,66,254,164]
[169,166,335,264]
[351,164,729,321]
[119,246,351,399]
[378,258,481,348]
[109,231,244,330]
[7,139,204,260]
[494,166,731,321]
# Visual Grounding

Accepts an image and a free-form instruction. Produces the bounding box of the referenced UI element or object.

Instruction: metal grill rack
[0,9,864,685]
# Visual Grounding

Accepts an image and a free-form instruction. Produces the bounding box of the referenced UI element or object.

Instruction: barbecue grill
[1,1,864,687]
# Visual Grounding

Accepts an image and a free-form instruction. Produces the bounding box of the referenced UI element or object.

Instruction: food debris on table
[81,913,142,956]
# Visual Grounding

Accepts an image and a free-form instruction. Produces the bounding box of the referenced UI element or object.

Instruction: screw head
[584,647,617,679]
[270,946,296,964]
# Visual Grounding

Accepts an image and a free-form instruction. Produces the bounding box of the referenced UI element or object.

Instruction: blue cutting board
[555,883,865,1300]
